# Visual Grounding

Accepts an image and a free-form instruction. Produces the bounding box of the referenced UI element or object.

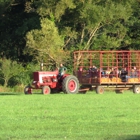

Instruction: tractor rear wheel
[42,86,51,95]
[96,86,104,94]
[62,75,79,94]
[133,85,140,94]
[24,85,32,94]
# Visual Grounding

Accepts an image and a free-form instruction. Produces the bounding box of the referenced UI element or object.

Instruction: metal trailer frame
[73,50,140,94]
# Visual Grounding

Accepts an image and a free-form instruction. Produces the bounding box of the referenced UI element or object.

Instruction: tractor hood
[33,70,59,83]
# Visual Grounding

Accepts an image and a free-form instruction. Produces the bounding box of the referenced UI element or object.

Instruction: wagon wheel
[133,85,140,94]
[62,75,79,94]
[96,86,104,94]
[42,86,51,95]
[24,85,32,94]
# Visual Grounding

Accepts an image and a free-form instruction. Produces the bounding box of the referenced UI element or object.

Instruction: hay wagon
[73,50,140,94]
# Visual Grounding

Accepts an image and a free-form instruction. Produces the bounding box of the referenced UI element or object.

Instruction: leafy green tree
[53,0,134,66]
[0,58,23,87]
[25,18,70,67]
[125,0,140,50]
[0,0,40,62]
[73,0,133,50]
[15,62,40,86]
[0,0,140,71]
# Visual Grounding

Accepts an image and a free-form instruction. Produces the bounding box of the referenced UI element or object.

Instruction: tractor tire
[24,85,32,94]
[96,86,104,94]
[62,75,79,94]
[42,86,51,95]
[133,85,140,94]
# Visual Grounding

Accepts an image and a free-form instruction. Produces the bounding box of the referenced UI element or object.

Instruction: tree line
[0,0,140,87]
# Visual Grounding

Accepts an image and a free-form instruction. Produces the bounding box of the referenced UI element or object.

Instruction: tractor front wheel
[24,85,32,94]
[62,75,79,94]
[42,86,51,95]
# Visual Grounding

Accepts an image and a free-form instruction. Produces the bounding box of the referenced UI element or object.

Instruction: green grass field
[0,91,140,140]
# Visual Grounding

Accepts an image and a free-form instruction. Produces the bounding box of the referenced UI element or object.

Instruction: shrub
[0,59,24,87]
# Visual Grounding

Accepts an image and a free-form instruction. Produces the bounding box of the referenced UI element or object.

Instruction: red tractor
[24,69,79,95]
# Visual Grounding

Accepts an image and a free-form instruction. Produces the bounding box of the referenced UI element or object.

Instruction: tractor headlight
[53,79,58,82]
[33,81,36,84]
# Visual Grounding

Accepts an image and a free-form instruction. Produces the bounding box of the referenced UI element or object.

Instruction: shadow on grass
[27,92,64,95]
[0,92,23,96]
[105,135,140,140]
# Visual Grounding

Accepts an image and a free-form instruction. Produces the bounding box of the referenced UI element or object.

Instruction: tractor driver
[58,63,67,78]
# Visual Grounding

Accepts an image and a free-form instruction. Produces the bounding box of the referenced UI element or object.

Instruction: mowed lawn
[0,91,140,140]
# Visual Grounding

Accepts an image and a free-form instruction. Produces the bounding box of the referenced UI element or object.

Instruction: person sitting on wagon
[130,67,137,78]
[100,68,104,76]
[137,68,140,78]
[120,67,129,82]
[77,66,83,81]
[105,68,111,77]
[91,65,97,72]
[89,65,98,77]
[87,66,92,77]
[109,67,116,78]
